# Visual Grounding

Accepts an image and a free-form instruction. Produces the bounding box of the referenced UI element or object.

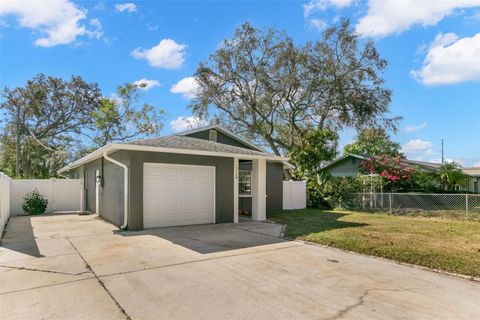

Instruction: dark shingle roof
[124,135,278,157]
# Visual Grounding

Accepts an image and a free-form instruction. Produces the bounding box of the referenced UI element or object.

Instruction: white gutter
[58,143,288,173]
[103,151,128,229]
[57,171,69,179]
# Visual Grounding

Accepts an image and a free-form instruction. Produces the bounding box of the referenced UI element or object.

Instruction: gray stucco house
[58,126,288,230]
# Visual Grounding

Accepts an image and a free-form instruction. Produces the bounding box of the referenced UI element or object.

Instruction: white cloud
[115,3,137,13]
[146,21,158,31]
[405,122,427,133]
[356,0,480,38]
[170,77,199,99]
[0,0,101,47]
[303,0,353,17]
[424,149,435,156]
[411,32,480,85]
[309,18,328,31]
[131,39,186,69]
[473,161,480,167]
[401,139,433,154]
[169,116,209,133]
[93,2,106,11]
[88,18,103,39]
[429,158,464,165]
[133,78,160,90]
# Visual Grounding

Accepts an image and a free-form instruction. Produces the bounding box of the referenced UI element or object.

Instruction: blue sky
[1,0,479,166]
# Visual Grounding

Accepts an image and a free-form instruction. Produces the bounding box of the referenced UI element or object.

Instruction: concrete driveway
[1,214,479,320]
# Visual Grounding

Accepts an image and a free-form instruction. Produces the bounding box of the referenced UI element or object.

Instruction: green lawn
[269,209,480,277]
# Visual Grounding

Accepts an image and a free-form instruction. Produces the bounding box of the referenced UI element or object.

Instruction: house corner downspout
[103,151,128,229]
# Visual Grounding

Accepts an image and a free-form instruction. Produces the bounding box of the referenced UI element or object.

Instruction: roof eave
[58,143,288,174]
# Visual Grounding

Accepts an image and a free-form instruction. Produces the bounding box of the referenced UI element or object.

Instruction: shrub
[360,154,416,191]
[319,176,363,209]
[22,189,48,215]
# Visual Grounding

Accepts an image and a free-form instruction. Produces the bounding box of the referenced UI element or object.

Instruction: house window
[239,170,252,196]
[209,130,217,142]
[455,184,460,192]
[474,180,478,193]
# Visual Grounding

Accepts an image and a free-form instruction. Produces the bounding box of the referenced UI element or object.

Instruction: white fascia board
[58,143,288,173]
[283,161,295,169]
[58,144,114,174]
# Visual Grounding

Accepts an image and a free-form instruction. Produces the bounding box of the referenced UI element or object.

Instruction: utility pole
[441,139,444,164]
[15,104,20,177]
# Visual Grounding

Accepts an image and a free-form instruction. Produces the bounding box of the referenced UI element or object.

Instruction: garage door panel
[143,163,215,228]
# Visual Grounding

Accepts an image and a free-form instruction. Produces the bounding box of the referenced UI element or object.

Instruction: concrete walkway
[1,214,479,320]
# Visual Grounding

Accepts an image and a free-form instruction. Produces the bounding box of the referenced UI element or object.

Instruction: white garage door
[143,163,215,228]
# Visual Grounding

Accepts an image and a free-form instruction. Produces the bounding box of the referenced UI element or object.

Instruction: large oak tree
[191,20,399,162]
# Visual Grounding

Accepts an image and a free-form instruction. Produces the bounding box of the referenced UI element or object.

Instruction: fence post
[389,193,392,213]
[465,194,469,219]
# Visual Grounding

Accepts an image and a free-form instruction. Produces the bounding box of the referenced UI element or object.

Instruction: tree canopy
[91,83,164,147]
[0,74,163,178]
[436,162,467,191]
[343,128,403,158]
[191,20,398,157]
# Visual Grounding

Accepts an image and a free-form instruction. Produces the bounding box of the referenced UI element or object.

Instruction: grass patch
[269,209,480,277]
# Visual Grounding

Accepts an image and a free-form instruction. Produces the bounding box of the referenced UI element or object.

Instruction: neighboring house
[322,153,480,193]
[321,154,369,177]
[462,167,480,193]
[58,126,288,230]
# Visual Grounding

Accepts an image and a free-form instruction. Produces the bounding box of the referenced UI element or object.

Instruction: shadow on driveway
[115,222,289,254]
[1,216,42,258]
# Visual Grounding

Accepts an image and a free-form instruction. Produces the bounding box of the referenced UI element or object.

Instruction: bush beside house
[22,189,48,215]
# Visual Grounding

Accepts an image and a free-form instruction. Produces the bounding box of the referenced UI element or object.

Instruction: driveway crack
[67,237,132,320]
[329,289,370,319]
[326,287,422,320]
[0,265,91,276]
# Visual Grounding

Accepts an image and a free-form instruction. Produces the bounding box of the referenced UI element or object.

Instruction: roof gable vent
[209,130,217,142]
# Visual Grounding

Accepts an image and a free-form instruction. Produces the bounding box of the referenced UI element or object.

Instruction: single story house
[322,153,480,193]
[462,167,480,193]
[58,126,289,230]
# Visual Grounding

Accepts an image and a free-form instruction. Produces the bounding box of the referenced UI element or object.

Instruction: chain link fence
[346,193,480,220]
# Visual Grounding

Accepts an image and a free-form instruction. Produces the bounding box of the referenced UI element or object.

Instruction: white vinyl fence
[283,181,307,210]
[0,173,11,235]
[10,179,83,216]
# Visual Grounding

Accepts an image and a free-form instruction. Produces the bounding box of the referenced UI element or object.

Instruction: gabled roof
[176,125,265,152]
[128,135,276,157]
[321,153,370,170]
[402,159,442,172]
[58,135,287,173]
[462,167,480,177]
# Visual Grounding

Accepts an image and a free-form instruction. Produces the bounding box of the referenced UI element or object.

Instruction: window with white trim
[239,170,252,195]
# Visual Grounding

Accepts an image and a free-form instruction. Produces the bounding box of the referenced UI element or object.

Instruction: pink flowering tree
[360,154,416,191]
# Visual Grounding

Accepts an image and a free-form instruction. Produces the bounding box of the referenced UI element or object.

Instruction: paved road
[1,214,479,319]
